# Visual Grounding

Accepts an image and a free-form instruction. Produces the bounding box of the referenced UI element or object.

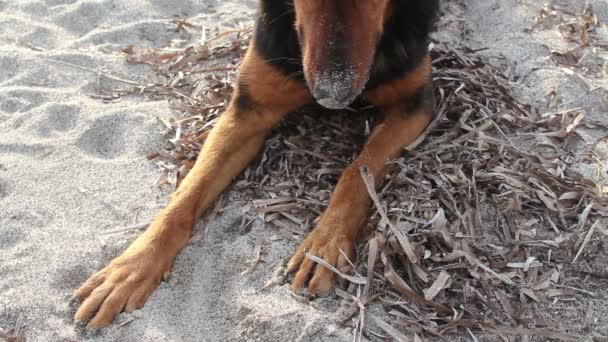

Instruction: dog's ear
[293,0,393,109]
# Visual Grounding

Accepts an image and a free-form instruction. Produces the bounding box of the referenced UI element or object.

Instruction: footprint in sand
[21,1,50,16]
[0,91,49,130]
[44,0,78,6]
[0,209,37,251]
[50,264,92,290]
[19,27,59,49]
[76,114,127,159]
[0,97,29,114]
[0,55,19,83]
[37,104,79,136]
[0,177,10,199]
[54,0,112,36]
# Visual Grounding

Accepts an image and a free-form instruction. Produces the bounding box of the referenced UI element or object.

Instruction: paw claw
[68,295,81,308]
[293,286,314,298]
[84,327,100,337]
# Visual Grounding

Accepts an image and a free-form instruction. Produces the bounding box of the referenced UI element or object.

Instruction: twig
[242,234,264,275]
[572,220,599,263]
[42,58,143,86]
[101,222,150,235]
[304,253,366,285]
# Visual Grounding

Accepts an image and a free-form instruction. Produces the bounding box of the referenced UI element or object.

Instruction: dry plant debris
[0,314,27,342]
[92,18,608,341]
[530,3,606,79]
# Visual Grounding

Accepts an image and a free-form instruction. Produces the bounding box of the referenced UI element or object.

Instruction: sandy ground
[0,0,607,341]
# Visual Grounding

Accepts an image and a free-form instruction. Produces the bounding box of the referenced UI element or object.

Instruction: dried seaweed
[0,314,26,342]
[530,3,606,78]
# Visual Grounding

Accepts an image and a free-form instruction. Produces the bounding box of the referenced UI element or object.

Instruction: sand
[0,0,607,341]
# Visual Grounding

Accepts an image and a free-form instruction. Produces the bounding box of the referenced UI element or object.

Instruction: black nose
[313,88,353,108]
[312,77,359,110]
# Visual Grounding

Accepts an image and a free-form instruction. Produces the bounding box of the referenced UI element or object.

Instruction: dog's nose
[312,75,359,110]
[313,88,357,110]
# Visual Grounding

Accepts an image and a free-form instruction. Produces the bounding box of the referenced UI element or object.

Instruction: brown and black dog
[74,0,439,328]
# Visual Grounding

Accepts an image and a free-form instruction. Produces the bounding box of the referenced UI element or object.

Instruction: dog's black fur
[255,0,439,91]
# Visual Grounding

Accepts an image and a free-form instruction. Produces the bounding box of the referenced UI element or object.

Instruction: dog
[74,0,439,328]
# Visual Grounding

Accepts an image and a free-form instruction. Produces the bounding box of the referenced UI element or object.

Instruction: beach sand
[1,0,607,341]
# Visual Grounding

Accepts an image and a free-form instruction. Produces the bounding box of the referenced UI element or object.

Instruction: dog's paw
[286,224,355,296]
[73,243,172,329]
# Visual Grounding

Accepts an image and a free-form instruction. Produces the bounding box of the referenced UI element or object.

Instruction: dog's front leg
[288,62,434,295]
[74,49,312,329]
